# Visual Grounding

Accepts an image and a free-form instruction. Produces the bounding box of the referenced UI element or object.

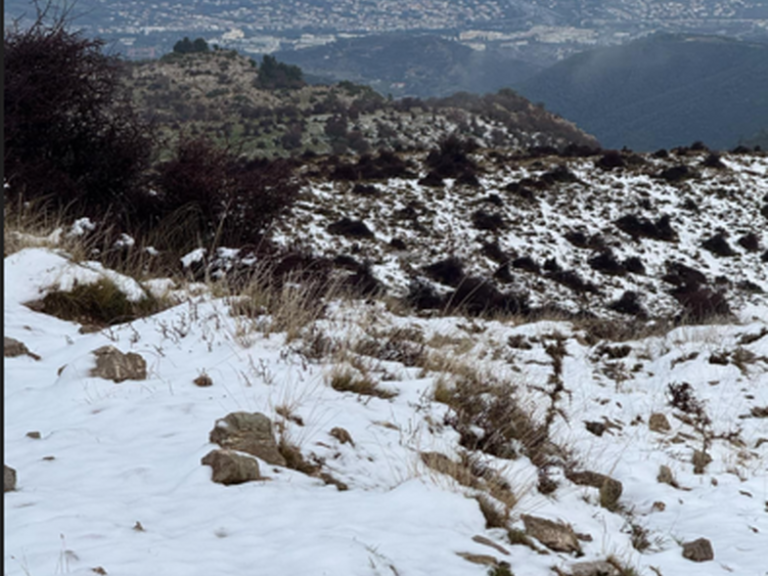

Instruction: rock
[584,421,606,436]
[521,514,582,554]
[570,560,621,576]
[201,449,262,485]
[657,465,678,487]
[692,449,712,474]
[330,427,354,446]
[209,412,286,466]
[599,477,623,510]
[4,337,40,360]
[682,537,714,562]
[193,374,213,387]
[565,470,623,509]
[90,346,146,383]
[26,431,41,439]
[648,412,671,433]
[4,465,17,492]
[455,552,500,567]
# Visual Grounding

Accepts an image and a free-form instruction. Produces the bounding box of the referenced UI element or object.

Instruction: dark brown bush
[4,7,152,219]
[152,137,298,248]
[737,233,760,252]
[424,257,465,287]
[701,233,736,257]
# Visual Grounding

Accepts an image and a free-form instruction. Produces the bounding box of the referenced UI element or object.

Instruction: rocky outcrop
[648,412,671,433]
[201,450,262,485]
[209,412,286,466]
[90,346,147,383]
[565,470,623,510]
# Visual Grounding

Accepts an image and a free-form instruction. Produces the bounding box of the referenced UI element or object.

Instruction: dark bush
[596,150,625,170]
[153,137,298,247]
[701,153,725,169]
[588,250,626,276]
[426,135,478,179]
[445,277,529,317]
[4,8,152,218]
[504,181,535,202]
[255,55,305,90]
[608,291,646,317]
[472,210,506,231]
[564,230,605,250]
[406,279,443,310]
[424,257,465,287]
[561,143,600,157]
[511,256,539,273]
[662,262,707,288]
[351,183,380,196]
[481,240,508,263]
[701,233,736,257]
[547,269,599,294]
[671,285,731,322]
[659,165,697,182]
[615,214,677,241]
[622,256,646,275]
[737,232,760,252]
[418,170,444,187]
[652,149,669,158]
[327,217,374,238]
[540,165,580,184]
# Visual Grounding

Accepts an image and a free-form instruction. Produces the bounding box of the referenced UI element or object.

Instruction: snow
[5,246,767,576]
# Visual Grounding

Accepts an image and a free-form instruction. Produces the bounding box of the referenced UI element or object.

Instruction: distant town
[5,0,768,63]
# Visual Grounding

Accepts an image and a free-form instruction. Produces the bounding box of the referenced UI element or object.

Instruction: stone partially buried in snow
[569,560,620,576]
[90,346,147,382]
[209,412,287,466]
[4,465,17,492]
[4,337,40,360]
[682,537,714,562]
[201,449,262,485]
[521,514,582,554]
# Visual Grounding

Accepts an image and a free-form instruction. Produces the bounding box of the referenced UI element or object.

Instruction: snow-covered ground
[5,247,767,576]
[269,148,768,321]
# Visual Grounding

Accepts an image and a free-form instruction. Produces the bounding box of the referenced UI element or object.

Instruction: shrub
[701,233,736,257]
[670,285,731,323]
[425,134,479,179]
[152,137,299,248]
[37,279,159,326]
[4,6,152,218]
[254,55,305,90]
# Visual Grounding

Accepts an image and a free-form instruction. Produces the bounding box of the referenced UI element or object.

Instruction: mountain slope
[516,34,768,151]
[274,34,541,98]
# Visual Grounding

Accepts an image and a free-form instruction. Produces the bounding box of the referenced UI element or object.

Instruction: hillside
[126,49,596,158]
[515,34,768,151]
[273,34,541,98]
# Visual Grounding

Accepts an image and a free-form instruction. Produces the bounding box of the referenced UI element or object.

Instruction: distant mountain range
[515,34,768,151]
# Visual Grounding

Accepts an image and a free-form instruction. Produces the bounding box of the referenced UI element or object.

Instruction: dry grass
[326,365,397,399]
[31,278,162,326]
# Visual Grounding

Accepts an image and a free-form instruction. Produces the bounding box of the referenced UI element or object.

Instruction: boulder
[522,514,582,554]
[4,465,17,492]
[201,450,262,485]
[209,412,286,466]
[648,413,671,433]
[90,346,146,383]
[682,537,714,562]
